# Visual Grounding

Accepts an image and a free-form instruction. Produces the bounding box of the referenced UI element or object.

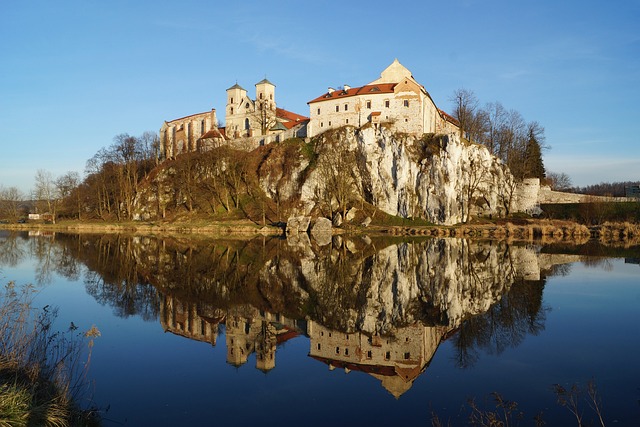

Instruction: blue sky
[2,0,639,194]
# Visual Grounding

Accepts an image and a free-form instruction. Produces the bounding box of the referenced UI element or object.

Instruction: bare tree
[450,88,481,141]
[56,171,81,220]
[546,171,573,191]
[314,142,360,219]
[0,185,24,220]
[254,100,278,136]
[34,169,59,222]
[483,101,508,157]
[462,155,492,222]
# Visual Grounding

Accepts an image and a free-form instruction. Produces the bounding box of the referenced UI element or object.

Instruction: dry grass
[0,282,100,426]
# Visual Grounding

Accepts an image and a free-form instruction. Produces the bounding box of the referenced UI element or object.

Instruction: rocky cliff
[136,126,538,225]
[272,127,536,225]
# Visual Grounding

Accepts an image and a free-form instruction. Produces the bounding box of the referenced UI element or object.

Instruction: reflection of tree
[30,236,56,285]
[0,233,26,268]
[451,278,548,368]
[85,270,159,321]
[53,234,160,321]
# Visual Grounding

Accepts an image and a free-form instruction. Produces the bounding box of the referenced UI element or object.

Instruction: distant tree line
[450,89,546,181]
[570,181,640,197]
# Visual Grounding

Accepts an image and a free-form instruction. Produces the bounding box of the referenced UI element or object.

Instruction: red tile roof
[370,111,381,117]
[200,128,225,139]
[276,107,309,123]
[308,83,396,104]
[439,109,460,126]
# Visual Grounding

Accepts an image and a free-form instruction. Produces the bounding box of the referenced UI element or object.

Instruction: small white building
[307,59,459,138]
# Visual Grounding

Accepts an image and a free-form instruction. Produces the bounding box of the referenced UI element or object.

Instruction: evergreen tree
[523,123,546,180]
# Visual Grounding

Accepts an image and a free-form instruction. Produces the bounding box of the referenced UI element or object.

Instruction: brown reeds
[0,282,100,426]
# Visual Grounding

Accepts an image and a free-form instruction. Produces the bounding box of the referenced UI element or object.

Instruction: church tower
[226,83,248,138]
[255,78,275,111]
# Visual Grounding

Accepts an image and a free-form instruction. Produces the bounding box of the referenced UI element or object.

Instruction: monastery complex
[159,60,459,159]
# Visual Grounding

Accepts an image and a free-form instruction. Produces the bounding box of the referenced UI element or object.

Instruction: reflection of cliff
[37,233,556,333]
[298,239,532,335]
[5,232,614,397]
[308,320,447,398]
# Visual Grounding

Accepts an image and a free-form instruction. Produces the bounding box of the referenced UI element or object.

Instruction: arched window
[244,118,250,130]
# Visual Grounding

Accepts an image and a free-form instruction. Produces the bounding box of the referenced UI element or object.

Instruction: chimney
[344,84,351,91]
[328,87,335,94]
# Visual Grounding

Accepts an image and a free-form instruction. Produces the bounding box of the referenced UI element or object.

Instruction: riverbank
[2,218,639,245]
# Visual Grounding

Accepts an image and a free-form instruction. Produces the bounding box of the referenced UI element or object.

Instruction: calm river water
[0,230,639,426]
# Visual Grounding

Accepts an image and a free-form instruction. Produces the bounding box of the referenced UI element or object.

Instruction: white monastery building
[159,60,458,159]
[307,59,459,138]
[160,78,308,159]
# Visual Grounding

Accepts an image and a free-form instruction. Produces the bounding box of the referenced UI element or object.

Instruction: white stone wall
[514,178,541,214]
[309,92,428,137]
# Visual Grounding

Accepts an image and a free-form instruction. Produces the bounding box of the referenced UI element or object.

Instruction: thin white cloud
[245,34,327,65]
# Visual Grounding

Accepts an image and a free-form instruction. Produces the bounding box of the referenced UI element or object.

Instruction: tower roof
[255,78,275,87]
[227,83,246,91]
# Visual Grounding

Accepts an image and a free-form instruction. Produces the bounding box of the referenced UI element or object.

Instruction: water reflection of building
[226,306,304,372]
[160,294,225,346]
[160,294,304,372]
[307,321,448,398]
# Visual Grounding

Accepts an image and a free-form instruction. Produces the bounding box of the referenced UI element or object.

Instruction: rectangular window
[366,100,371,109]
[336,347,340,355]
[367,350,372,359]
[385,100,390,108]
[404,352,411,360]
[344,104,348,111]
[404,100,409,107]
[317,108,321,115]
[345,348,349,356]
[385,351,390,360]
[317,343,321,350]
[336,105,339,112]
[320,122,324,128]
[345,119,348,124]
